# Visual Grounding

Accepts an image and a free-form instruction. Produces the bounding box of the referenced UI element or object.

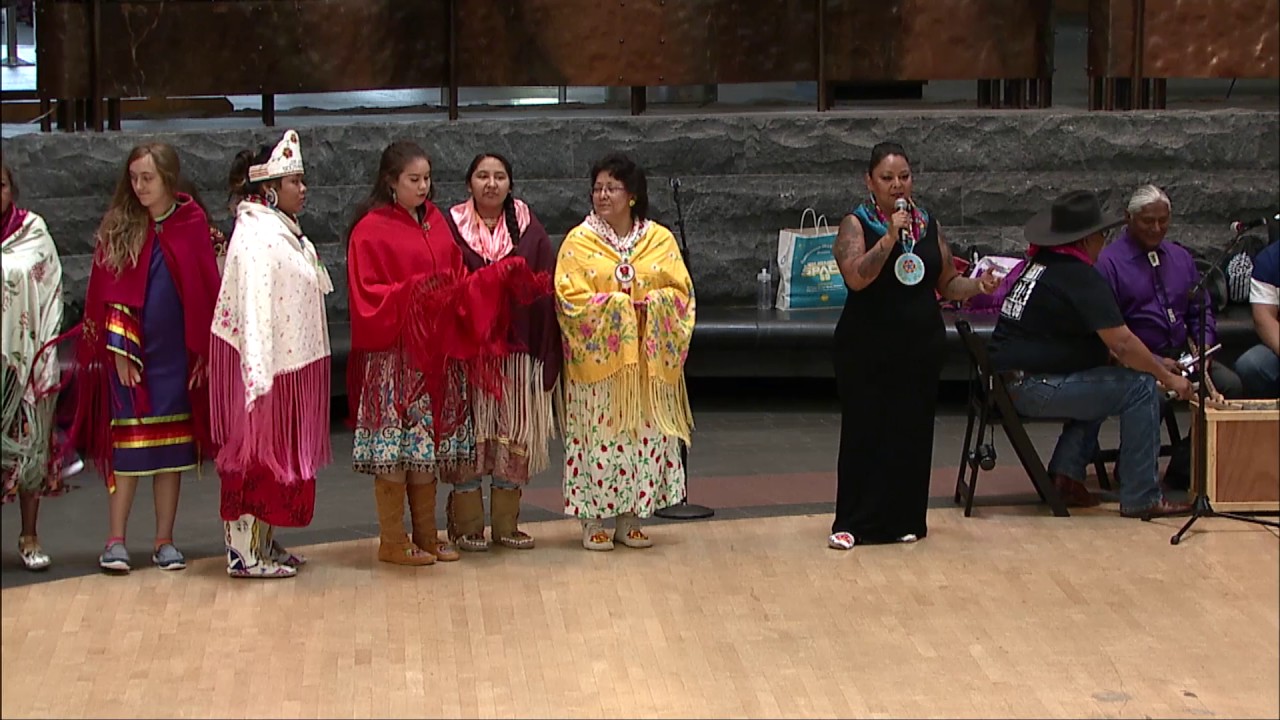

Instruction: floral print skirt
[561,379,684,520]
[352,351,475,481]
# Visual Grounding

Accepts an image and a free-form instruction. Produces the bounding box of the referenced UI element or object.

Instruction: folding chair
[953,320,1070,517]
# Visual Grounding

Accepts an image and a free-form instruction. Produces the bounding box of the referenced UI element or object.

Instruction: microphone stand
[655,177,715,521]
[1170,226,1280,544]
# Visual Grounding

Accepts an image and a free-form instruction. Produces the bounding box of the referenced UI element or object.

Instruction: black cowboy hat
[1023,190,1125,247]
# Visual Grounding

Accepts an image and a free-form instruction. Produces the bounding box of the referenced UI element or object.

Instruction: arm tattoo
[833,217,864,265]
[857,241,892,279]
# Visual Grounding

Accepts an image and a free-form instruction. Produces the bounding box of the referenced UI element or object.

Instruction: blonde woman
[70,143,221,573]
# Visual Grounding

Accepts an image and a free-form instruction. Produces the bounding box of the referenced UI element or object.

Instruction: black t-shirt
[987,252,1126,374]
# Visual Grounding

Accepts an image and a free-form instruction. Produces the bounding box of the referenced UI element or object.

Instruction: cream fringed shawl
[554,218,695,442]
[210,201,334,482]
[2,212,62,404]
[1,212,64,495]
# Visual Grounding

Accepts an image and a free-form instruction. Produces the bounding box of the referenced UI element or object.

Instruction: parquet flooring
[2,508,1277,719]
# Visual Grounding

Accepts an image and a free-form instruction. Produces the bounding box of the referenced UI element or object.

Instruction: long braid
[503,193,520,249]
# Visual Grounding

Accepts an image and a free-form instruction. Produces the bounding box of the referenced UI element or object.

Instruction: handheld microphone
[670,177,681,190]
[894,198,909,243]
[1230,214,1277,234]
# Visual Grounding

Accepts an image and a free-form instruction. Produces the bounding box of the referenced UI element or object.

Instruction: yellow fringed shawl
[555,220,695,442]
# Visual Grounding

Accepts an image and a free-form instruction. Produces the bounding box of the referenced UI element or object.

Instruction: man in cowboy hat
[987,190,1194,519]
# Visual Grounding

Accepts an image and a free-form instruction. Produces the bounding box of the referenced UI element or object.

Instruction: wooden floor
[2,508,1277,719]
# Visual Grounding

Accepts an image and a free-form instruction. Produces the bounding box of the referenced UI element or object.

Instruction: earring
[628,198,636,207]
[264,187,279,208]
[390,188,397,205]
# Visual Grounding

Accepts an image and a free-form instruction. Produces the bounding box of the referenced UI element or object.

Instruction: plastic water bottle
[756,267,772,310]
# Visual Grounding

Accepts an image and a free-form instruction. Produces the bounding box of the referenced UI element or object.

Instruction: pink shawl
[450,198,532,263]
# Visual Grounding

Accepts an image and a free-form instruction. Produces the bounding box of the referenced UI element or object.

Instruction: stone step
[27,169,1277,256]
[52,220,1257,315]
[10,108,1276,310]
[6,109,1277,198]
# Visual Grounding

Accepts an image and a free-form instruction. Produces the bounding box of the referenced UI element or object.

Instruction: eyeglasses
[592,184,627,196]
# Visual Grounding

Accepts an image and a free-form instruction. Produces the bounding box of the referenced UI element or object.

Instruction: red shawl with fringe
[346,202,551,437]
[446,203,563,393]
[65,195,221,485]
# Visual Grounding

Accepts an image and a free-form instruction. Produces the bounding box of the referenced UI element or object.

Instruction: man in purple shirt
[1096,185,1244,398]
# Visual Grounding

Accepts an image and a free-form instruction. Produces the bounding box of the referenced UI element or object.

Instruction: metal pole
[3,1,19,67]
[1130,0,1145,109]
[816,0,827,111]
[90,0,103,131]
[447,0,458,120]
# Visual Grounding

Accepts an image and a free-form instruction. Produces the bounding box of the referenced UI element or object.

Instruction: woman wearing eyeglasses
[554,152,695,551]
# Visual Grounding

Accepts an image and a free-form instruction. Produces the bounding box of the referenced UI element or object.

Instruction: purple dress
[107,240,197,476]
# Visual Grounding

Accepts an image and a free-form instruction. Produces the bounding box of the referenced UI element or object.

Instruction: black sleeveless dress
[831,209,946,542]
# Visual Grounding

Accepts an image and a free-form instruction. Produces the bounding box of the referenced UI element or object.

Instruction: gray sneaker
[152,543,187,571]
[99,542,131,573]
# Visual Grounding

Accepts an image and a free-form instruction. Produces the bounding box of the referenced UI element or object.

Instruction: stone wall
[3,109,1277,321]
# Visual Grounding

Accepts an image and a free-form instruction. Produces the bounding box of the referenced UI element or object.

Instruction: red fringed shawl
[346,202,551,437]
[446,205,563,393]
[65,195,222,483]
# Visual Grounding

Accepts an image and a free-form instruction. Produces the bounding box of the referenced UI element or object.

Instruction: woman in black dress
[828,142,999,549]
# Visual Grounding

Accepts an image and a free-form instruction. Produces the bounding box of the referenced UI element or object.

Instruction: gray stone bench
[678,304,1261,382]
[55,304,1260,400]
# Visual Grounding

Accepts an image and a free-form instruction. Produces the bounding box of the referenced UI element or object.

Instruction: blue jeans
[1236,344,1280,399]
[453,474,519,494]
[1007,366,1163,514]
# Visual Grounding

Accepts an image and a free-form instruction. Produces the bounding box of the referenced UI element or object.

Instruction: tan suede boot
[446,488,489,552]
[490,487,535,549]
[374,479,434,566]
[407,481,460,562]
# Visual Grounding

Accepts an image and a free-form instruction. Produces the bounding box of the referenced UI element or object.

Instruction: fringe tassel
[565,364,643,438]
[71,355,116,486]
[31,323,119,487]
[552,375,567,439]
[210,337,332,483]
[471,354,557,477]
[1,367,62,498]
[648,374,694,444]
[563,365,692,445]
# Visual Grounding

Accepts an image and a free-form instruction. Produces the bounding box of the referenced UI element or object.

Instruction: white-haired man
[1096,185,1243,397]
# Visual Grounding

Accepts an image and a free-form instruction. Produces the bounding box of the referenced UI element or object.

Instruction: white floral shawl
[2,212,63,404]
[211,201,333,406]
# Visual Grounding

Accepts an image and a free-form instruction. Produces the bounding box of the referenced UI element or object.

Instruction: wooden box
[1193,399,1280,512]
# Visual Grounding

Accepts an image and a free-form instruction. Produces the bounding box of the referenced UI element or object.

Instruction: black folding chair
[953,320,1070,517]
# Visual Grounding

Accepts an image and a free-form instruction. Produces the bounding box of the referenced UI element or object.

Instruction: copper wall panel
[710,0,818,84]
[825,0,1050,81]
[1086,0,1127,77]
[1143,0,1279,78]
[1089,0,1279,78]
[39,0,448,98]
[823,1,902,81]
[36,0,1059,101]
[35,2,91,97]
[453,0,817,87]
[452,1,628,86]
